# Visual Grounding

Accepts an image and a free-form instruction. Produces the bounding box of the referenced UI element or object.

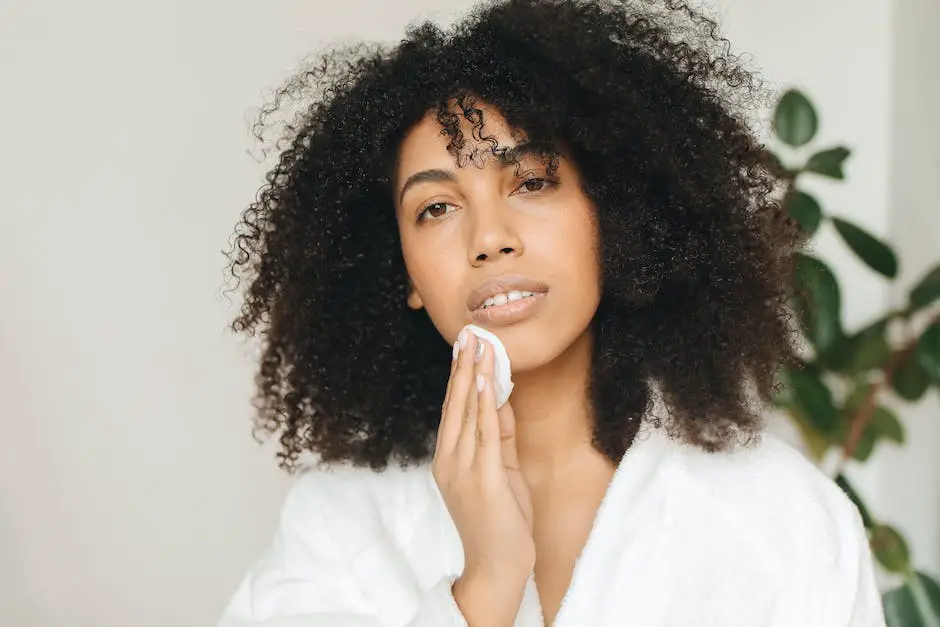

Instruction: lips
[467,274,550,312]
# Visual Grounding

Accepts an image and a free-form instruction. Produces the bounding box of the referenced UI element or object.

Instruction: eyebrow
[397,142,554,205]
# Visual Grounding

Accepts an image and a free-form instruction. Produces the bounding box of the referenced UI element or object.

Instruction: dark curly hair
[225,0,799,472]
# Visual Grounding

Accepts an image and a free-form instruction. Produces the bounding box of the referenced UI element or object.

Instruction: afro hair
[226,0,799,472]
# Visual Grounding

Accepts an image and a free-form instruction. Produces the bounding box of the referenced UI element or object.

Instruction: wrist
[452,570,528,627]
[461,558,533,585]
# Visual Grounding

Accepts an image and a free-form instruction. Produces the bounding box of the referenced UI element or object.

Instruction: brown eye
[417,202,456,223]
[514,177,559,195]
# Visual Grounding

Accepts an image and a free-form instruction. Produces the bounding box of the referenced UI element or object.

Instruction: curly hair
[225,0,800,472]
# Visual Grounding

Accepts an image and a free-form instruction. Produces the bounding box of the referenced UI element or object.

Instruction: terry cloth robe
[218,426,886,627]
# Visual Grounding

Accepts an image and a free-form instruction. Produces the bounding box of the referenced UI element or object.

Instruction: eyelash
[416,176,560,223]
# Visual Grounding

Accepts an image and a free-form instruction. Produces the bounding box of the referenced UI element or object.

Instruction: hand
[433,328,535,624]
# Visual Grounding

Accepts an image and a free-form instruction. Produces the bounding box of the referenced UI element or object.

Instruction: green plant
[770,88,940,626]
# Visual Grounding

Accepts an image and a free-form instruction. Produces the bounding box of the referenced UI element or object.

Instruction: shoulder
[278,459,438,558]
[668,431,859,521]
[663,430,864,537]
[659,429,870,573]
[655,430,882,624]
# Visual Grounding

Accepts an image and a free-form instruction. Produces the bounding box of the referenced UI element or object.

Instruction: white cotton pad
[465,324,514,408]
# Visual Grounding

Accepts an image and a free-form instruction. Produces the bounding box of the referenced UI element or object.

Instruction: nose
[467,198,523,265]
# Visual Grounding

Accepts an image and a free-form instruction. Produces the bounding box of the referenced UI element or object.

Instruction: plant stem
[836,311,939,472]
[838,345,911,470]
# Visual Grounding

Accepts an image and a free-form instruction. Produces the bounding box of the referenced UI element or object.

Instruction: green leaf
[776,366,830,459]
[793,253,844,353]
[910,263,940,310]
[917,322,940,383]
[833,319,891,373]
[884,571,940,627]
[787,190,823,235]
[821,335,855,371]
[834,474,874,529]
[832,217,899,278]
[773,89,818,147]
[853,428,878,462]
[872,524,912,574]
[784,405,831,460]
[843,408,905,462]
[843,382,873,413]
[783,364,839,436]
[805,146,851,179]
[839,383,904,456]
[871,406,905,444]
[893,352,931,401]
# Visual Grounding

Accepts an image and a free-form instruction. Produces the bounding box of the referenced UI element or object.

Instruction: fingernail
[474,340,485,362]
[476,373,485,392]
[452,340,459,360]
[458,328,469,349]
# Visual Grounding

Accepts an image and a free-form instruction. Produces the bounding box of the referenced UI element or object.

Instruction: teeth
[482,290,537,309]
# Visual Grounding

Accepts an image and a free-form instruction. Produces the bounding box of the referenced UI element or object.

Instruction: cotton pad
[465,324,514,408]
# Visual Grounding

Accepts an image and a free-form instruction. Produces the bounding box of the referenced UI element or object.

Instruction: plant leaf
[910,263,940,311]
[805,146,851,179]
[834,318,891,373]
[870,406,905,444]
[853,428,878,462]
[871,524,912,574]
[773,89,818,147]
[917,322,940,384]
[787,190,823,235]
[785,405,831,460]
[783,363,839,436]
[822,336,854,371]
[793,253,844,353]
[834,474,874,529]
[892,352,931,401]
[884,571,940,627]
[832,217,899,278]
[843,383,873,413]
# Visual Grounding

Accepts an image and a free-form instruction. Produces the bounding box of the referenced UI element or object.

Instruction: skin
[394,102,617,624]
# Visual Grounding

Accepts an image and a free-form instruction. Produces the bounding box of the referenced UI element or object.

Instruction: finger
[497,401,521,471]
[473,341,504,473]
[455,334,485,466]
[435,339,461,453]
[442,333,463,407]
[438,330,475,457]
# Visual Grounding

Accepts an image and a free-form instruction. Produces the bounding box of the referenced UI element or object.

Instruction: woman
[219,1,885,625]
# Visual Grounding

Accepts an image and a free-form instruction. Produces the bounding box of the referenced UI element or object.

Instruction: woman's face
[394,103,601,373]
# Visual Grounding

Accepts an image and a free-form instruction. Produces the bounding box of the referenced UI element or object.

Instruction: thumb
[496,401,520,470]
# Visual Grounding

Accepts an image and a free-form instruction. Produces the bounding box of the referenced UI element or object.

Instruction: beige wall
[1,1,934,625]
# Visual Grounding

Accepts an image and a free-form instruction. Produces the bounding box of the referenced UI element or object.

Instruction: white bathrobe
[218,426,886,627]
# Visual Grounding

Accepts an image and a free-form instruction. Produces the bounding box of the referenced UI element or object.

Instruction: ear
[406,280,424,310]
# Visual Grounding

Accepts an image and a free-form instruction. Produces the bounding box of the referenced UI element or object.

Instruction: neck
[509,326,596,479]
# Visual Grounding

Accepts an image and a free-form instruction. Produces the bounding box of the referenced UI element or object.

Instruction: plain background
[1,0,937,625]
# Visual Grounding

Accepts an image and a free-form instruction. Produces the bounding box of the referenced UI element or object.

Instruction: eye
[513,177,559,194]
[417,201,457,223]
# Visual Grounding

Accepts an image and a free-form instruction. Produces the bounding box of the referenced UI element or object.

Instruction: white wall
[880,0,940,576]
[717,0,940,580]
[0,1,934,626]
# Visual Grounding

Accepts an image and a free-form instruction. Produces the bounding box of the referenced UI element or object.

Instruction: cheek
[552,205,601,284]
[401,233,464,309]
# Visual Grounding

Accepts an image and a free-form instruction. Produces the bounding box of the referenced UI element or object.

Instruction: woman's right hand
[432,327,535,624]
